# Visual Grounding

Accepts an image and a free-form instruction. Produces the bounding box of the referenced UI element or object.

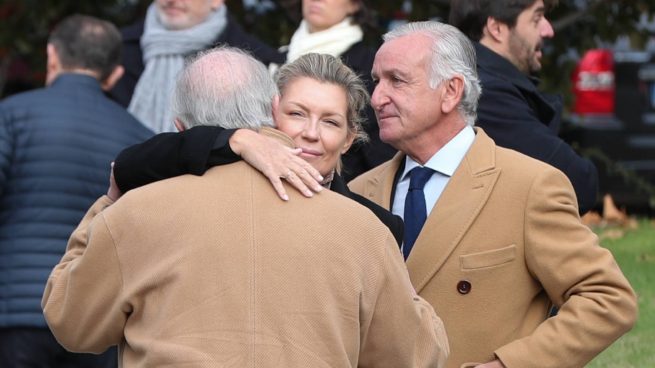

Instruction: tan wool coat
[42,129,449,368]
[349,128,637,368]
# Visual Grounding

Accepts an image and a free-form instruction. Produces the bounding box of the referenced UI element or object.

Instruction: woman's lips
[300,147,322,157]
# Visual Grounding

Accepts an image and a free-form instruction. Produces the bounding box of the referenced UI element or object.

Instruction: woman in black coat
[114,53,403,246]
[273,0,396,181]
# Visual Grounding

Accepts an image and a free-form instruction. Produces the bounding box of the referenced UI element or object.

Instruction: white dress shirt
[392,126,475,219]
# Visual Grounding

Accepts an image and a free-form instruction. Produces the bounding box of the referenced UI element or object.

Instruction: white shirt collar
[401,125,475,180]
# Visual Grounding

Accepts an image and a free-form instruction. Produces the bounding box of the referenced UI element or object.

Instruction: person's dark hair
[449,0,558,42]
[351,0,373,28]
[48,14,122,81]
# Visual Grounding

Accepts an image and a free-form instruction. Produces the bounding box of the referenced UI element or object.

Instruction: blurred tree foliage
[1,0,654,105]
[0,0,147,95]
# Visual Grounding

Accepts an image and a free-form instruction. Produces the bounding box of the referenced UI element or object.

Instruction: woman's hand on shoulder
[230,129,324,201]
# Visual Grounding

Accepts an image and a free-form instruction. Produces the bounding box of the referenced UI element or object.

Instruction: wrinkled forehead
[373,34,431,74]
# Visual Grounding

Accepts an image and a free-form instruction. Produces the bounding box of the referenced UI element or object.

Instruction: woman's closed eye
[288,110,305,118]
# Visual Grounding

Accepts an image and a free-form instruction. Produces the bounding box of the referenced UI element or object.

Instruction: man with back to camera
[42,46,450,367]
[0,14,152,367]
[449,0,599,214]
[348,20,636,368]
[109,0,283,133]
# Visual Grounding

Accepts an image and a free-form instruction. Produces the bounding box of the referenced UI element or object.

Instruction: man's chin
[160,17,191,31]
[528,59,543,74]
[379,129,399,146]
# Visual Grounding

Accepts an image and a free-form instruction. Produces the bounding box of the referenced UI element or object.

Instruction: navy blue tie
[403,167,434,260]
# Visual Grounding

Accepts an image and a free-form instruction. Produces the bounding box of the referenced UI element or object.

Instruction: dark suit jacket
[474,42,598,214]
[109,12,284,108]
[114,126,403,245]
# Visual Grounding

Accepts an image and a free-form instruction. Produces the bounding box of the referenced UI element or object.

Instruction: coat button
[457,280,472,295]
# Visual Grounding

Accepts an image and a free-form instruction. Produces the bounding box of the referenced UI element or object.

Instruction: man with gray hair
[349,21,636,368]
[109,0,283,133]
[42,46,449,367]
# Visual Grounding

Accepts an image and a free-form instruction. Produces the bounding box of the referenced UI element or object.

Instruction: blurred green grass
[587,220,655,367]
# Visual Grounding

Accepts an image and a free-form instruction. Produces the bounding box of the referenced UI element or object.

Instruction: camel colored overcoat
[43,129,449,367]
[349,128,637,368]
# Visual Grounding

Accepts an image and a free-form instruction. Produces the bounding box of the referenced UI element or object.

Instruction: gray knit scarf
[128,4,227,133]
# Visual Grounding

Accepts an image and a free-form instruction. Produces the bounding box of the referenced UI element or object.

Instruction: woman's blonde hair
[274,53,370,145]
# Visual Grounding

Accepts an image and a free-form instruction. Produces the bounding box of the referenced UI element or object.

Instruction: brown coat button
[457,280,471,294]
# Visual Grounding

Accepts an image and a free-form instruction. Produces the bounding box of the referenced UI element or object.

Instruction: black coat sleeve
[476,79,599,214]
[113,126,239,193]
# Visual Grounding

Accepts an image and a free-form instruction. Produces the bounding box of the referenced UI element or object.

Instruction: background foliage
[1,0,653,100]
[587,220,655,367]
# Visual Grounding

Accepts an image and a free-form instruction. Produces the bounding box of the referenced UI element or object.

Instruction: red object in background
[572,49,615,115]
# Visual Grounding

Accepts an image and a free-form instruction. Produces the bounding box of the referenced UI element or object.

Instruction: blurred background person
[113,52,404,245]
[43,46,448,368]
[109,0,283,133]
[449,0,599,214]
[0,14,152,367]
[273,0,396,181]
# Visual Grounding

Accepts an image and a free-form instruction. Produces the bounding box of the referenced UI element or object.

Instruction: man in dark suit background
[449,0,599,214]
[0,14,152,367]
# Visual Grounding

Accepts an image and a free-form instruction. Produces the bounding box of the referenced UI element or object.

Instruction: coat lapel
[359,152,405,210]
[406,129,501,293]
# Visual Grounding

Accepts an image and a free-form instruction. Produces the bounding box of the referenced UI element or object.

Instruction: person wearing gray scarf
[128,2,228,133]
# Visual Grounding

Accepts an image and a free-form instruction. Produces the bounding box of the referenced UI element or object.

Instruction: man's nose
[371,84,388,111]
[541,18,555,38]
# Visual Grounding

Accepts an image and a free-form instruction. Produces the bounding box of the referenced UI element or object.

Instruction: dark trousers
[0,328,117,368]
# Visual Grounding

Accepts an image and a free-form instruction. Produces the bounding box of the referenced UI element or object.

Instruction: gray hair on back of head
[384,21,481,126]
[172,46,278,130]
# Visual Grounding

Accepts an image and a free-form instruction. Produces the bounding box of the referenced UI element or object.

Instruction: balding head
[171,46,278,130]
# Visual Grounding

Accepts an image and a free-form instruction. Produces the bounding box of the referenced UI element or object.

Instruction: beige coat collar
[356,128,501,291]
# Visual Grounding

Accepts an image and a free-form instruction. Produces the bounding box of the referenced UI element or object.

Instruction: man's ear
[101,65,124,91]
[174,118,186,132]
[45,44,61,86]
[482,16,505,43]
[441,76,464,115]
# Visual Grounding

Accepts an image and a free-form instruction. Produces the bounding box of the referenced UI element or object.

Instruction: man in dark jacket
[109,0,283,133]
[0,14,152,367]
[449,0,599,214]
